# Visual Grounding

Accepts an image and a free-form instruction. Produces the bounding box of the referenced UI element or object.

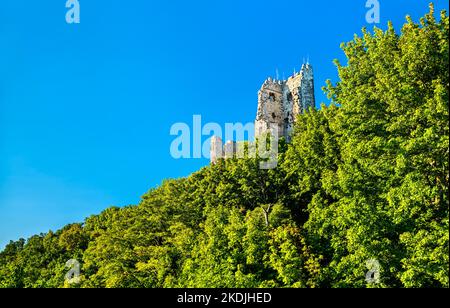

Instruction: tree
[318,4,449,287]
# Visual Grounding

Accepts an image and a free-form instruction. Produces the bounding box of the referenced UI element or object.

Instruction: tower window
[269,93,275,101]
[287,93,293,102]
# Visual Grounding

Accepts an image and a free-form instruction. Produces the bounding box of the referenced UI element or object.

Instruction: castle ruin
[255,63,315,141]
[211,63,315,163]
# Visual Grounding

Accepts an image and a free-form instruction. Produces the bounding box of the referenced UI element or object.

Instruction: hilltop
[0,6,448,288]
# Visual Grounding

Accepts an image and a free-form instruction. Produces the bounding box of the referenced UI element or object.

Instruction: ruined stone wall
[224,141,236,159]
[299,64,315,112]
[255,78,285,139]
[210,136,223,164]
[284,73,302,138]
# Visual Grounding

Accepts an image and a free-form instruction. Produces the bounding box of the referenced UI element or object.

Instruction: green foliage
[0,5,448,288]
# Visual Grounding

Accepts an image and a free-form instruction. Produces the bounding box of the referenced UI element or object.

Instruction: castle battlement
[262,78,284,89]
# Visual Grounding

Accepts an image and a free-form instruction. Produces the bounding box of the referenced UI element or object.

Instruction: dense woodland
[0,6,448,288]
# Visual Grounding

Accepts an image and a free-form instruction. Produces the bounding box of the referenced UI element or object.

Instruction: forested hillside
[1,6,448,288]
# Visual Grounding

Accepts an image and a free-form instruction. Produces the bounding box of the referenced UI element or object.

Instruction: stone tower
[255,63,315,141]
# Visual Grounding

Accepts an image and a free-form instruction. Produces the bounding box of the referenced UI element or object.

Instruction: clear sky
[0,0,448,249]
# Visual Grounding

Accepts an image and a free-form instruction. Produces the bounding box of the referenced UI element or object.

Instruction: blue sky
[0,0,448,249]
